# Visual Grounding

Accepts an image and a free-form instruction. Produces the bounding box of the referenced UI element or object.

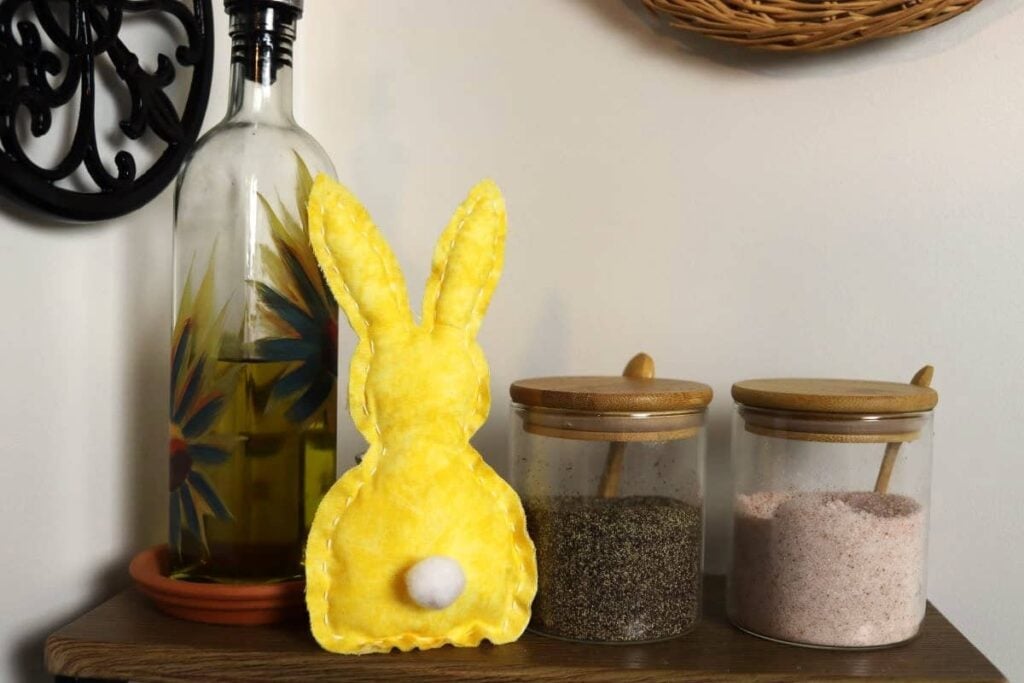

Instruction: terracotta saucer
[129,545,306,626]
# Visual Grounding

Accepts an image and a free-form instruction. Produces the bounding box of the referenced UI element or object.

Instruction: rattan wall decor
[641,0,983,52]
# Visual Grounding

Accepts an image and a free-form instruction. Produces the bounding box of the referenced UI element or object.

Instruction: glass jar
[509,364,712,643]
[727,374,938,649]
[169,0,338,583]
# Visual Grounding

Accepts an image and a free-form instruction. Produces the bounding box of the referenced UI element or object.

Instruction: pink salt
[729,490,926,648]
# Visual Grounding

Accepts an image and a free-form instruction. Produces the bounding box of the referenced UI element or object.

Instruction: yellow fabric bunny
[305,175,537,654]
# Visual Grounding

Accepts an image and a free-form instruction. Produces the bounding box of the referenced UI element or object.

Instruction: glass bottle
[169,0,338,583]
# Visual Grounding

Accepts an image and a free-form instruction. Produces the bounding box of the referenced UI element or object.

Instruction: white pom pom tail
[405,555,466,610]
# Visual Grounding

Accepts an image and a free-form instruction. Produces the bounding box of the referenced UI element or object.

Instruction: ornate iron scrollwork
[0,0,214,222]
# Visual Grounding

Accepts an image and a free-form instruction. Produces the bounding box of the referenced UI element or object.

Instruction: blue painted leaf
[188,443,231,466]
[180,483,201,537]
[169,490,182,553]
[272,361,317,400]
[188,471,233,521]
[174,358,206,424]
[256,282,318,335]
[318,271,336,317]
[170,321,192,413]
[285,375,333,423]
[171,320,192,387]
[255,337,318,361]
[280,245,329,322]
[183,394,224,438]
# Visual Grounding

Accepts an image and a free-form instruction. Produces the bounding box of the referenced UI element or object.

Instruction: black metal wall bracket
[0,0,214,222]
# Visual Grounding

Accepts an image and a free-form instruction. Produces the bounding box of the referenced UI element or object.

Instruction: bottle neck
[226,4,298,124]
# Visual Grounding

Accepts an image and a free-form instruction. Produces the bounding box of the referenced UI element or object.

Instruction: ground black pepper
[524,495,702,643]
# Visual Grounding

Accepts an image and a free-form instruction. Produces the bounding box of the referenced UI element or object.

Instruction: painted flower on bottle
[169,264,234,554]
[255,154,338,424]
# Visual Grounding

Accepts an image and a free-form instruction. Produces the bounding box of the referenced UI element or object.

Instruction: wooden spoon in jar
[873,365,934,494]
[597,352,655,498]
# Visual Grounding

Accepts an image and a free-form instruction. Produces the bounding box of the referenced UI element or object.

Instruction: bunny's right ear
[421,180,506,338]
[308,174,413,339]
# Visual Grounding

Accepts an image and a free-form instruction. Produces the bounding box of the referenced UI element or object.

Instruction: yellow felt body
[305,176,537,654]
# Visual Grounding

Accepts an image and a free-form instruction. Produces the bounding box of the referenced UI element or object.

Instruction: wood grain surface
[510,375,712,412]
[45,577,1005,682]
[731,378,938,414]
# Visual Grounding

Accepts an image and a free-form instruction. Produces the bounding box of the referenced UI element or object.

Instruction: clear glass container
[169,0,338,583]
[509,365,711,643]
[727,376,938,649]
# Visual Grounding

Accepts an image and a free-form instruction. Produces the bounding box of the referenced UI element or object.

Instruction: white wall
[0,12,232,680]
[2,1,1021,680]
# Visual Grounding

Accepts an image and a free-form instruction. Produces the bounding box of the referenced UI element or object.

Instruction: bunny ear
[422,180,507,338]
[308,174,413,339]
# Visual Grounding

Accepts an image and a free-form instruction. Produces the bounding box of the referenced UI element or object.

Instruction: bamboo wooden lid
[510,376,713,413]
[731,378,938,414]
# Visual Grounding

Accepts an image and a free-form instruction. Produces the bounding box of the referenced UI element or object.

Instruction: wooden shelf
[45,577,1004,682]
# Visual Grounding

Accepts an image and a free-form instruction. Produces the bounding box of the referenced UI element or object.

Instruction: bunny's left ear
[308,174,413,340]
[422,180,507,338]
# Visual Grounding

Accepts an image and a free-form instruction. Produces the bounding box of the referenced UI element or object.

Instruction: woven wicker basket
[641,0,982,52]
